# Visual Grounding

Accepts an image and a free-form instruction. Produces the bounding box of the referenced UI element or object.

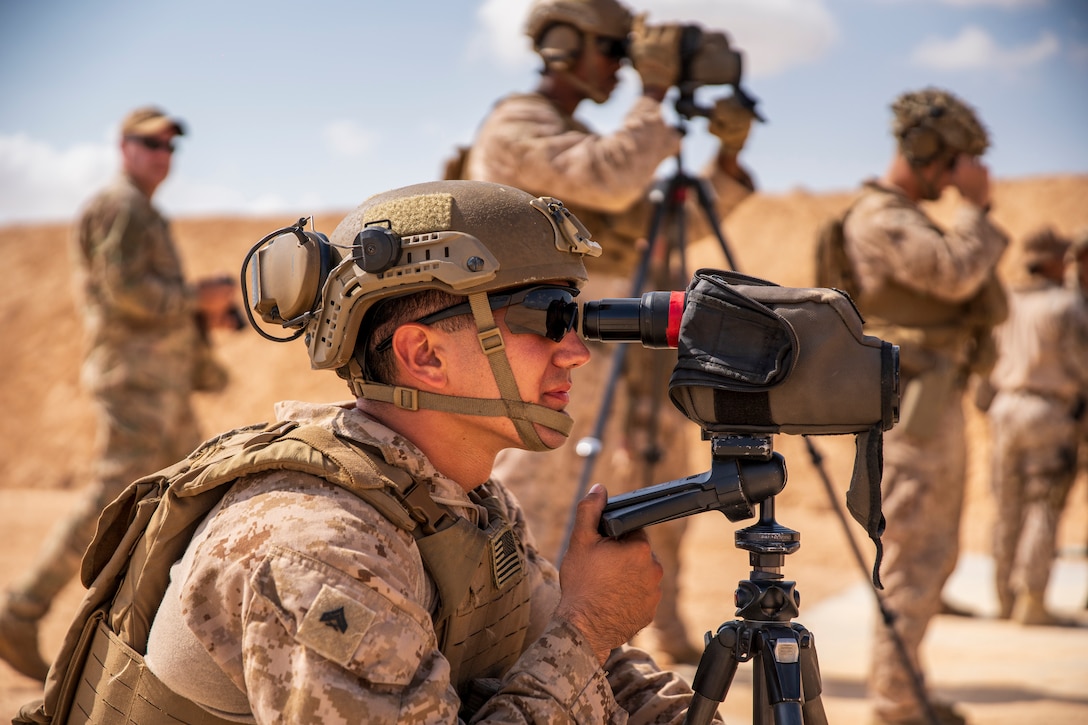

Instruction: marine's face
[121,129,177,194]
[573,34,624,102]
[916,152,959,201]
[441,304,590,452]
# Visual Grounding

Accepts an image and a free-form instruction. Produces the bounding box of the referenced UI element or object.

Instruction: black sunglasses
[595,35,629,61]
[375,285,579,352]
[125,135,176,154]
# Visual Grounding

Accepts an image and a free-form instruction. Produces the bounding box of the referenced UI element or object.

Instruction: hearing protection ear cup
[352,226,403,274]
[899,125,943,166]
[252,230,333,324]
[537,23,583,71]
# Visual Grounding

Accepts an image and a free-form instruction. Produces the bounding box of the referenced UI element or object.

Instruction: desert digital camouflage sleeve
[844,182,1008,303]
[466,93,681,214]
[466,93,751,253]
[170,469,657,724]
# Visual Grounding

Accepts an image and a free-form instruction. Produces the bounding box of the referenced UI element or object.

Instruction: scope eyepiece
[581,291,684,348]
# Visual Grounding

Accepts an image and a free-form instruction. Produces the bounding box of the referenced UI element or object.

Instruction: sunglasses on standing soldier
[125,136,176,154]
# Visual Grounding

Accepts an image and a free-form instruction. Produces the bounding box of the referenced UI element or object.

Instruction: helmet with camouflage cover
[891,87,990,167]
[525,0,632,48]
[311,179,600,450]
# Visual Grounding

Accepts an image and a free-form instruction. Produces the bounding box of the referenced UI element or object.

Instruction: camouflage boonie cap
[892,87,988,161]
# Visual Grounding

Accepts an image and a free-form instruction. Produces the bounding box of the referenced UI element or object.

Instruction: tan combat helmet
[891,87,990,167]
[298,180,600,451]
[525,0,633,102]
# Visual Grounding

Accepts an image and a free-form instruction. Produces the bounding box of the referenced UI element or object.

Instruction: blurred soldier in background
[451,0,759,664]
[0,106,238,681]
[836,88,1008,725]
[984,227,1088,626]
[1069,229,1088,298]
[1067,228,1088,609]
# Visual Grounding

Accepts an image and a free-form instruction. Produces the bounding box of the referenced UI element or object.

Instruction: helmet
[244,179,601,451]
[525,0,632,46]
[891,87,989,166]
[1020,226,1069,268]
[316,179,597,370]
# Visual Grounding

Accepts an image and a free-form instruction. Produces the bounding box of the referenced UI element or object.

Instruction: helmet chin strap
[348,291,573,452]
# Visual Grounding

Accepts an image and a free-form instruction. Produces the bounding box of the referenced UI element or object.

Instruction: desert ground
[2,174,1087,722]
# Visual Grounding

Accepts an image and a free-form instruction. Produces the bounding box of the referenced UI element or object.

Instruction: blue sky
[1,0,1085,226]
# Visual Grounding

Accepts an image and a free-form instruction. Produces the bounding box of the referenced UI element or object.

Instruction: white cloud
[472,0,839,79]
[910,25,1060,71]
[0,134,115,224]
[323,120,377,158]
[0,133,310,225]
[471,0,536,69]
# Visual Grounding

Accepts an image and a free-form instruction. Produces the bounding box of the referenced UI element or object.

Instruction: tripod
[599,434,827,724]
[687,494,827,725]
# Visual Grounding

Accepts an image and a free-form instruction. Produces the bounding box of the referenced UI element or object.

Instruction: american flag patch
[489,524,521,589]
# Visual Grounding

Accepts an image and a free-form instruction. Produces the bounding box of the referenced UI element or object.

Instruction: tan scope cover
[668,270,899,436]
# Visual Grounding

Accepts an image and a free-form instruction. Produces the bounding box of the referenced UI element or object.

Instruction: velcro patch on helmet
[365,193,454,238]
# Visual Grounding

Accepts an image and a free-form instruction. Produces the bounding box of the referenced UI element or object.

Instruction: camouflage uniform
[143,400,716,723]
[464,90,753,655]
[842,181,1007,723]
[4,172,224,643]
[988,263,1088,620]
[1069,231,1088,596]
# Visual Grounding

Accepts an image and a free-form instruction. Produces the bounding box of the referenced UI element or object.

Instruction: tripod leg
[753,625,804,725]
[796,625,829,725]
[686,623,742,725]
[692,176,739,272]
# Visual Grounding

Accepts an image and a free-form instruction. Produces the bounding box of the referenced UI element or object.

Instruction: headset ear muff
[250,228,332,326]
[352,225,403,274]
[537,23,583,72]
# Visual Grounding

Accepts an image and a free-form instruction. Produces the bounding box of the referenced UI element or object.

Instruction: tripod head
[600,433,785,537]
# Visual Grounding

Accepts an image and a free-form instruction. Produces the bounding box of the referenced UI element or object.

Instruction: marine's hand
[196,275,243,331]
[950,154,992,209]
[629,14,681,99]
[555,483,663,665]
[709,95,754,156]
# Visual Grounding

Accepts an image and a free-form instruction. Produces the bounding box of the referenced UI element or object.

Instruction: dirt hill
[2,175,1087,720]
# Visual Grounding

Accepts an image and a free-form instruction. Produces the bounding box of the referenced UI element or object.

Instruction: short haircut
[357,289,472,384]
